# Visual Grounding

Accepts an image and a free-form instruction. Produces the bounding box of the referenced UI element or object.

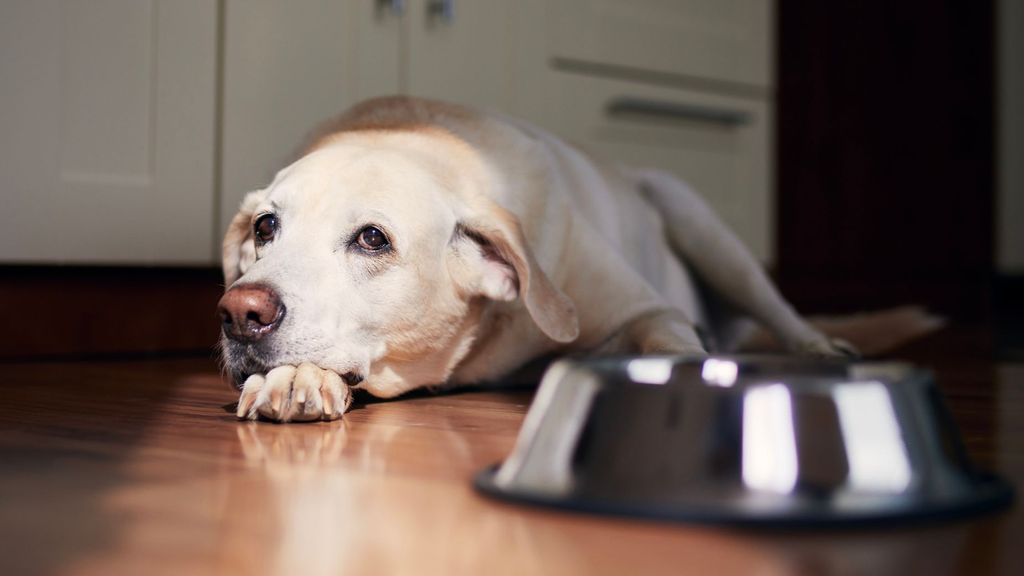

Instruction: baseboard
[0,265,224,361]
[776,273,992,322]
[3,265,1017,362]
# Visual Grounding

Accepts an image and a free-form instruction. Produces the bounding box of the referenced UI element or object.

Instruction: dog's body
[218,97,854,422]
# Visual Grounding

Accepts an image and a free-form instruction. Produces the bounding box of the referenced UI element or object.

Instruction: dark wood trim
[0,266,224,361]
[995,274,1024,360]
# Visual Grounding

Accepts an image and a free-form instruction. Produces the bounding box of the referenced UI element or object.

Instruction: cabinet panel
[60,0,154,184]
[548,0,774,89]
[219,0,402,238]
[0,0,217,264]
[545,74,774,262]
[406,0,521,111]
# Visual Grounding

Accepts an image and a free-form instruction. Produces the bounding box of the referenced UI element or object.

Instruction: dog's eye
[356,226,389,251]
[254,214,278,244]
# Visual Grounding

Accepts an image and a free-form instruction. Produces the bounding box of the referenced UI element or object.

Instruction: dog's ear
[450,207,579,343]
[221,190,266,286]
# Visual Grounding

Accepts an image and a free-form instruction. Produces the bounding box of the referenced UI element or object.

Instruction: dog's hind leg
[637,169,853,357]
[593,308,708,356]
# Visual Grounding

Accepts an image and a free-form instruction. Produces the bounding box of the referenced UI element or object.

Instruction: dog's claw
[321,390,335,419]
[321,370,346,421]
[829,337,861,359]
[236,374,264,419]
[255,365,297,421]
[237,364,350,423]
[793,337,861,359]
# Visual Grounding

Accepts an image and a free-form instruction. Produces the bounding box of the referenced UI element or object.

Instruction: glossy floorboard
[1,335,1022,575]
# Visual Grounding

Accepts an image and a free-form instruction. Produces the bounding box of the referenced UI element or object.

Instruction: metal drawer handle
[606,97,752,127]
[376,0,405,17]
[427,0,454,24]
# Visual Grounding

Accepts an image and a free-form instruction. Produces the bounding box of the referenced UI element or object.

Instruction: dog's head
[218,129,578,396]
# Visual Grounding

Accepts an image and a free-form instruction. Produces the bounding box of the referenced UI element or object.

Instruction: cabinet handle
[376,0,405,17]
[426,0,454,24]
[606,97,752,127]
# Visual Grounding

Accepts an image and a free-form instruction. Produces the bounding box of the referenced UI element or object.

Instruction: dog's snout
[218,284,286,342]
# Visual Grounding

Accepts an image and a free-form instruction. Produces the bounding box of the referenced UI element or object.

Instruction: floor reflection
[223,404,789,576]
[212,363,1020,576]
[5,353,1020,575]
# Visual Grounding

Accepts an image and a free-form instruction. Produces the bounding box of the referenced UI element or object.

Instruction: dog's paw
[793,337,861,359]
[235,363,351,422]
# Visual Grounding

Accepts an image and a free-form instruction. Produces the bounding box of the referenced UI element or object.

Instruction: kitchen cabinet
[219,0,526,238]
[548,0,773,89]
[219,0,401,239]
[513,0,776,261]
[1,0,775,264]
[0,0,217,264]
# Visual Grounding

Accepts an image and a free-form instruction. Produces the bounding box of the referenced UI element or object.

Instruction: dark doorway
[775,1,994,323]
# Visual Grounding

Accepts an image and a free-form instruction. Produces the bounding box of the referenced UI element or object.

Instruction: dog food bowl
[475,356,1013,527]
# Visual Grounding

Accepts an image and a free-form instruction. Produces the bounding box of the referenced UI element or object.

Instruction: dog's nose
[218,284,286,342]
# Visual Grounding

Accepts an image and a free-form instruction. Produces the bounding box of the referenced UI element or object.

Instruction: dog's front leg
[236,363,351,422]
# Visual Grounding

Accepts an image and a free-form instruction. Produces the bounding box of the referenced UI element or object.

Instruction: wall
[999,0,1024,274]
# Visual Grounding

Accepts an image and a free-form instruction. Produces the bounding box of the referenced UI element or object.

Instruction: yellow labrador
[218,97,854,422]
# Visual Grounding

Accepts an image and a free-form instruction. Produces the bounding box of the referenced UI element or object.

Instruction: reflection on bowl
[475,356,1013,527]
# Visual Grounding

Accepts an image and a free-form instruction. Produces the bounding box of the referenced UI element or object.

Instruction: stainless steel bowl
[475,356,1013,527]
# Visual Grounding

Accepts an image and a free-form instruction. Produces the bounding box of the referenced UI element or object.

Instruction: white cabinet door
[0,0,217,264]
[405,0,520,113]
[219,0,402,238]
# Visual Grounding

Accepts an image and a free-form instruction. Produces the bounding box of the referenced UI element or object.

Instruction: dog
[218,96,935,423]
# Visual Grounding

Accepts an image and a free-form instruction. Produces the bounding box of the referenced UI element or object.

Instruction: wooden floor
[1,331,1022,575]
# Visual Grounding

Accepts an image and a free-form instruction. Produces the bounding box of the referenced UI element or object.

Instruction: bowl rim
[474,464,1014,529]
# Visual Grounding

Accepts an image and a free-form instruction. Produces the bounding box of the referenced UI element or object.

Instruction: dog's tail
[732,305,946,356]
